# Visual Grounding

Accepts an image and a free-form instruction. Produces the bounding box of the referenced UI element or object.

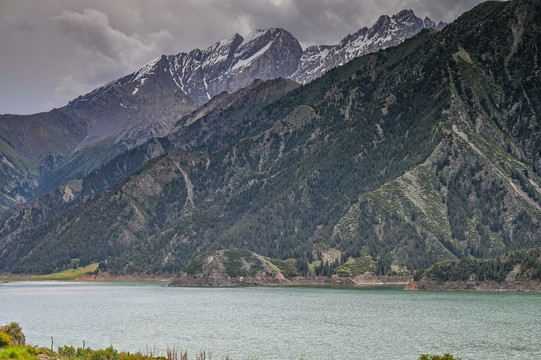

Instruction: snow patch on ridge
[231,43,271,71]
[133,57,160,82]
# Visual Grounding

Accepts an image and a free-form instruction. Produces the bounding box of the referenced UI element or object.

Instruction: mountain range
[0,9,444,212]
[1,0,540,278]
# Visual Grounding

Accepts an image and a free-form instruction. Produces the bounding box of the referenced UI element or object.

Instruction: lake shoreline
[0,272,174,283]
[2,271,409,288]
[5,273,541,292]
[168,272,411,287]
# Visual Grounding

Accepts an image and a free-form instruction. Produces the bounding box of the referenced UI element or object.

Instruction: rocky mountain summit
[61,8,445,147]
[67,28,303,108]
[68,9,444,109]
[291,9,445,84]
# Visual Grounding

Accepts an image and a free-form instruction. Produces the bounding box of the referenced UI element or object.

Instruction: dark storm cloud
[0,0,485,115]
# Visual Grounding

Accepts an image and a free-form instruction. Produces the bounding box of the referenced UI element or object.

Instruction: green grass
[32,263,99,281]
[0,346,48,360]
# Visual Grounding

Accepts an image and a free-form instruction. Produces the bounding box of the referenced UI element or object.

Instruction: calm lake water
[1,281,540,359]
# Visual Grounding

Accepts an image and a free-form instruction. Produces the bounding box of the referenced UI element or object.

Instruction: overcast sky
[0,0,485,115]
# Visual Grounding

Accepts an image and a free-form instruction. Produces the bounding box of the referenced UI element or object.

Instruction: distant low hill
[410,246,541,291]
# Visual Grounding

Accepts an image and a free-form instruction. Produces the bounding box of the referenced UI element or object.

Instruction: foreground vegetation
[0,323,460,360]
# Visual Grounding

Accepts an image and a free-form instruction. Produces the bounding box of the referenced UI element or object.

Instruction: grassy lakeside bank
[0,264,99,282]
[33,263,99,281]
[1,264,171,282]
[0,344,218,360]
[0,343,461,360]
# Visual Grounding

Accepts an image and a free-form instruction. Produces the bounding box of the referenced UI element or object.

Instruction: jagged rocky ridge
[291,9,446,84]
[67,10,445,107]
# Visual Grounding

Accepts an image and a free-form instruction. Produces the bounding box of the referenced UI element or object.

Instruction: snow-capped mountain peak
[291,9,446,84]
[63,9,445,148]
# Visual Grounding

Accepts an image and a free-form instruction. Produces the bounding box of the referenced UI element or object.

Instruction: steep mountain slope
[0,78,300,260]
[0,29,298,210]
[1,0,540,276]
[79,77,299,197]
[0,83,197,211]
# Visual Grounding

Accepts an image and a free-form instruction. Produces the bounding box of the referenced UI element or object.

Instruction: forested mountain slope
[0,78,299,273]
[1,0,540,275]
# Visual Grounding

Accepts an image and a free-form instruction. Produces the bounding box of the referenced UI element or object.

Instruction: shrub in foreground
[0,333,11,348]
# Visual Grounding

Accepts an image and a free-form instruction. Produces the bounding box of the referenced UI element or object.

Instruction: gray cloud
[54,9,145,60]
[0,0,484,115]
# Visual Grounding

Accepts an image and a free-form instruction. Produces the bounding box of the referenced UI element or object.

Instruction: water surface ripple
[1,282,540,359]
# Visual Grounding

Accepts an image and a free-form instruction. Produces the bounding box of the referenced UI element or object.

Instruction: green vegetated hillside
[0,71,198,212]
[170,249,287,286]
[0,78,301,274]
[1,0,540,277]
[80,78,300,197]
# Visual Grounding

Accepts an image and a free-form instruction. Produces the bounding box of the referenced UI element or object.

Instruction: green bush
[0,332,11,348]
[0,323,23,345]
[0,346,43,360]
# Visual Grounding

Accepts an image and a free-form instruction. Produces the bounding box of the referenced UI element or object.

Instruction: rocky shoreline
[169,271,410,287]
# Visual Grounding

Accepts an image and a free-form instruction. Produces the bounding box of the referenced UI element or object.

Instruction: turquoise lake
[1,281,540,359]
